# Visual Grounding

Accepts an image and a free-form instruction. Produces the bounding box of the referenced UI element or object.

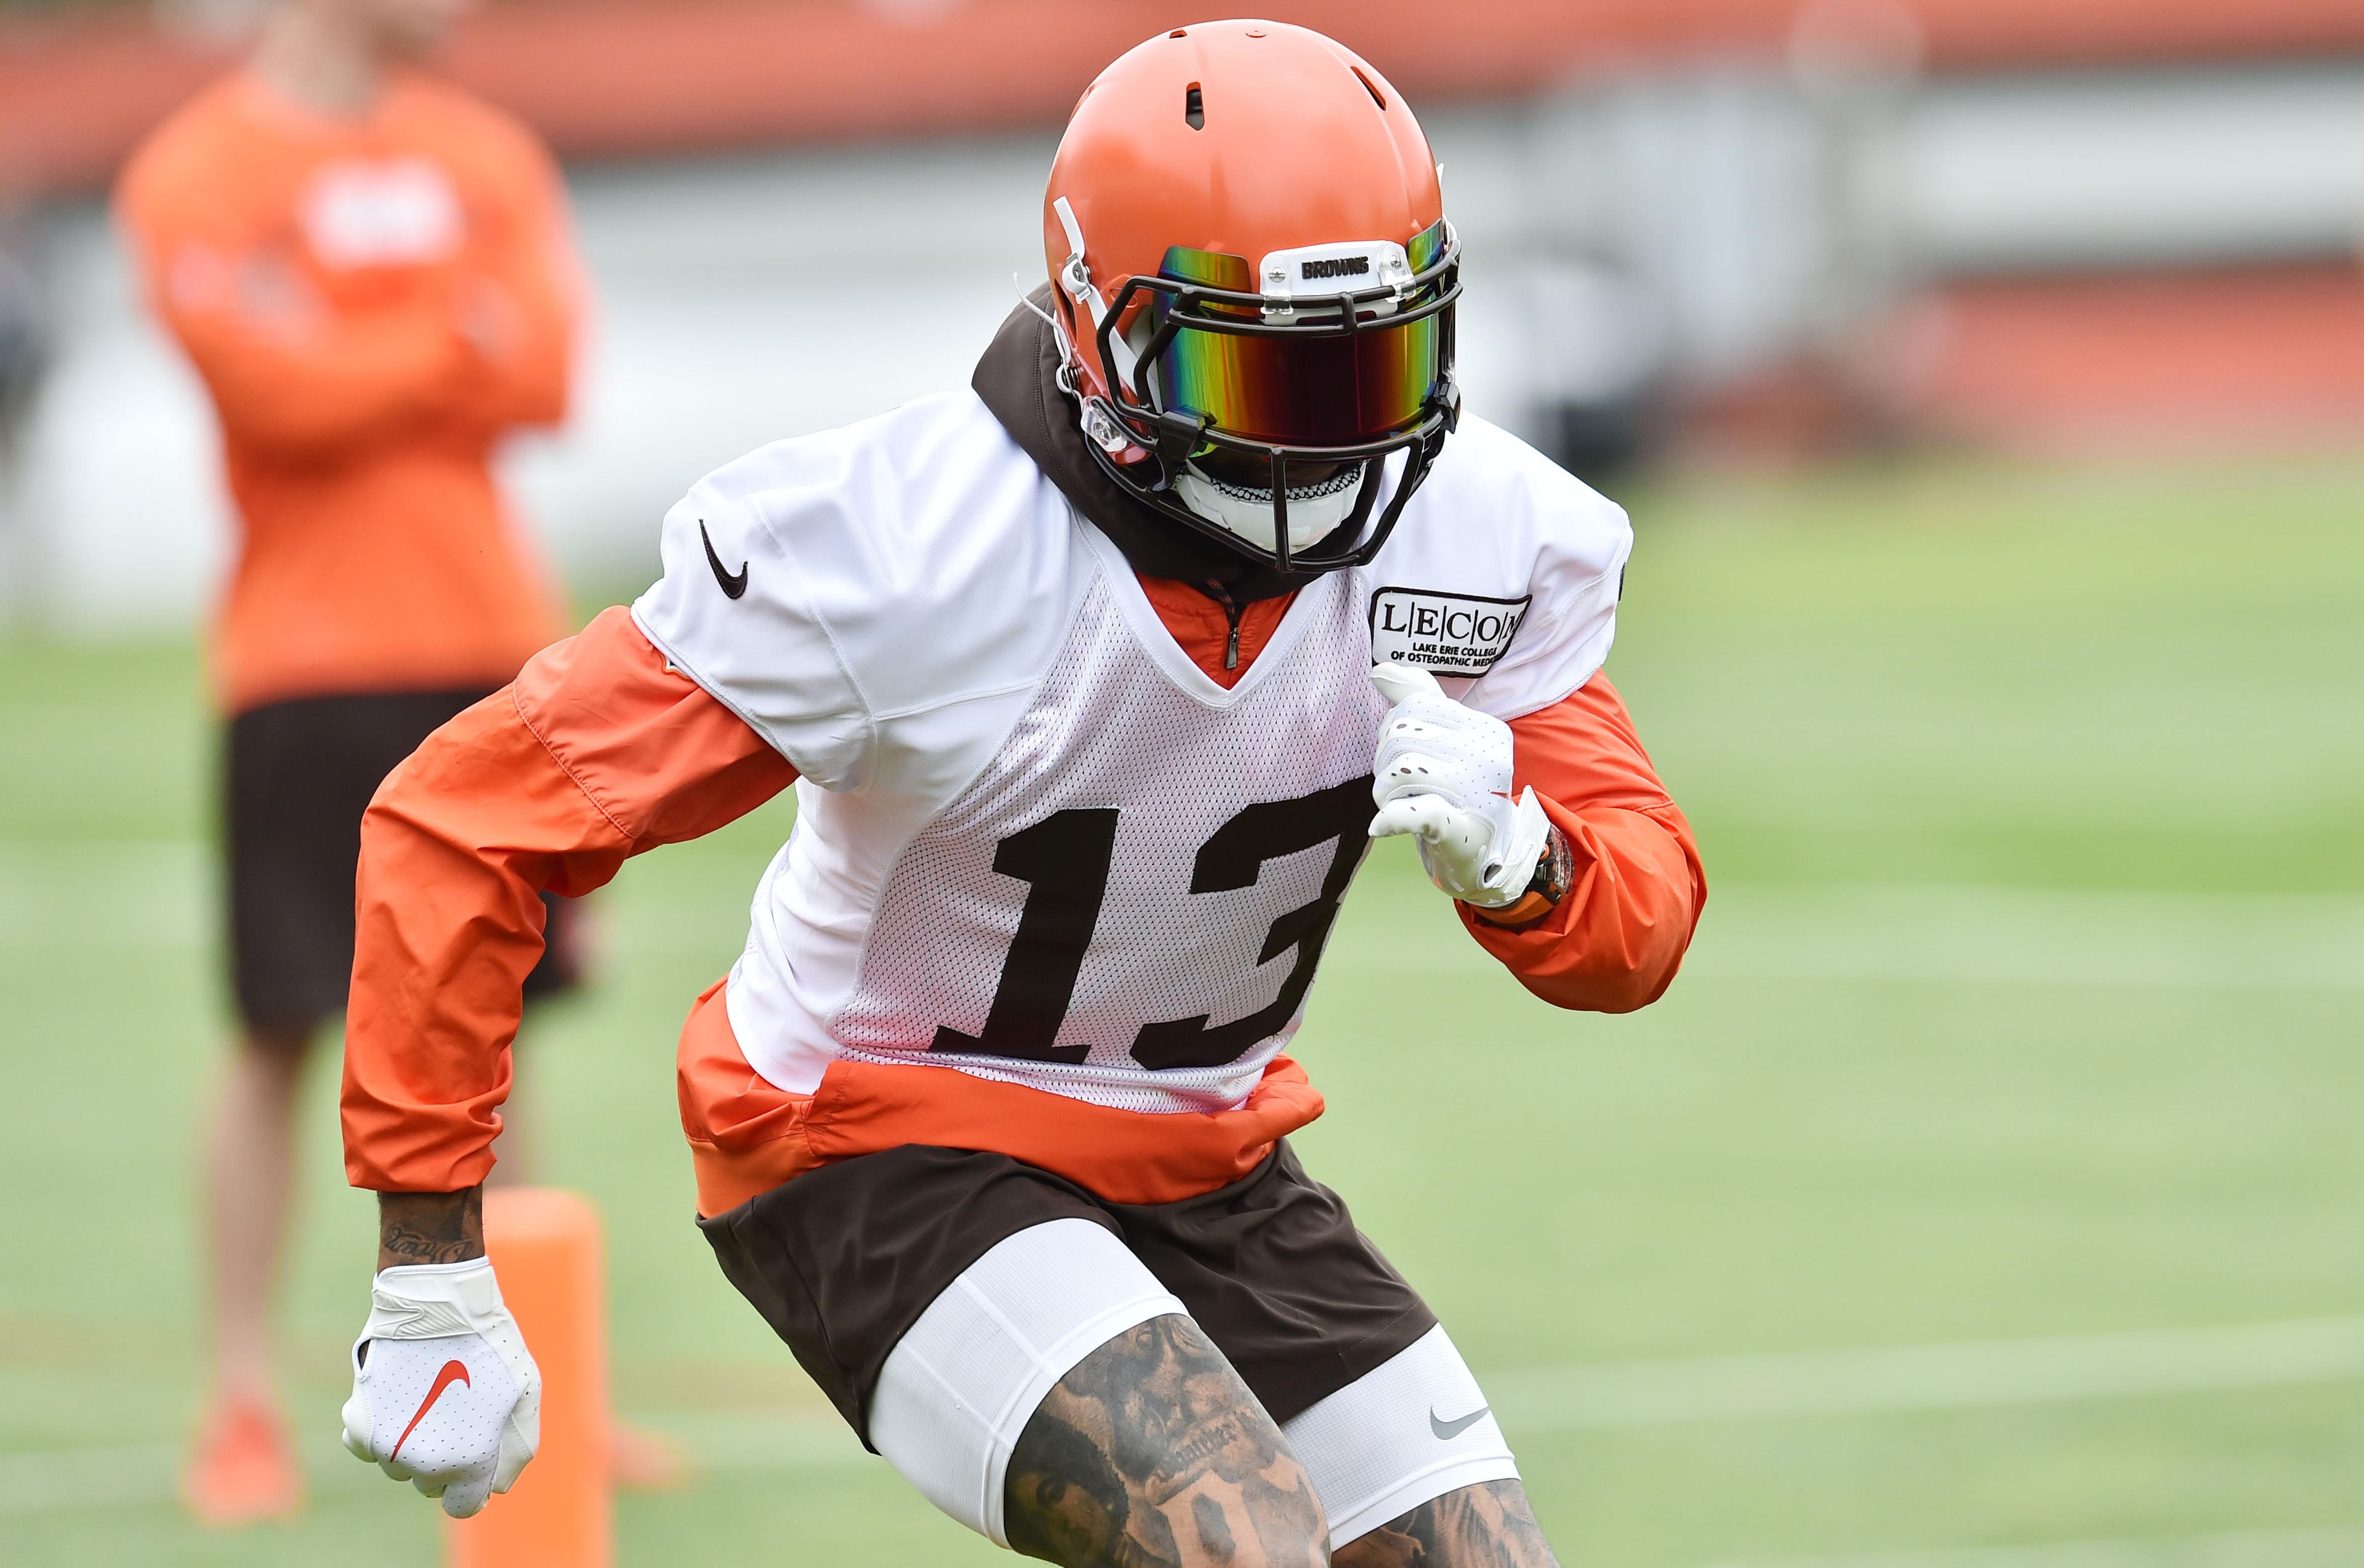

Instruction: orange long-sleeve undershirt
[345,587,1702,1210]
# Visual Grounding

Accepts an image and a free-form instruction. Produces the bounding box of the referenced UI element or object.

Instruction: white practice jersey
[632,392,1630,1113]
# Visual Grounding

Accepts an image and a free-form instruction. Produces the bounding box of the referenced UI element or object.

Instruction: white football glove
[342,1258,541,1518]
[1368,661,1552,908]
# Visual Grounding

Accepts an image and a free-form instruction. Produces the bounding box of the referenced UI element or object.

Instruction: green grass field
[3,452,2360,1566]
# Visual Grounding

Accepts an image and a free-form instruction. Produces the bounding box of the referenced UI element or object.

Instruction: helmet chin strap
[1173,462,1366,555]
[1051,197,1138,392]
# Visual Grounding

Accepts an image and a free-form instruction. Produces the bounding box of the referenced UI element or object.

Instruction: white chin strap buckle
[1082,402,1132,455]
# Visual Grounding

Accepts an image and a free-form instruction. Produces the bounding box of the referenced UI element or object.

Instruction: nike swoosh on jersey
[700,520,750,600]
[390,1359,473,1460]
[1429,1404,1491,1441]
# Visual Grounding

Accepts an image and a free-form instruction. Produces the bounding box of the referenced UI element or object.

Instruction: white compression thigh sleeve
[1281,1324,1520,1550]
[867,1218,1186,1546]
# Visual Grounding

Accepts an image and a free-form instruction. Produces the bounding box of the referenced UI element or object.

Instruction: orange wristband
[1468,889,1556,929]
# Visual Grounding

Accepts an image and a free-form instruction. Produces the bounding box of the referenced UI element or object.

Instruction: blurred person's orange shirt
[117,71,580,714]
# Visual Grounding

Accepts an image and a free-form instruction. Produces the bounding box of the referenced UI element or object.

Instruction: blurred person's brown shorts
[223,686,583,1035]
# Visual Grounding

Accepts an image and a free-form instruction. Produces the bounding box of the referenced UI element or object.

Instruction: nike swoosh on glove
[342,1258,541,1518]
[1368,661,1551,908]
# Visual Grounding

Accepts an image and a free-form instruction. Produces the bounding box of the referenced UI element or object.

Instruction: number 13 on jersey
[931,776,1374,1074]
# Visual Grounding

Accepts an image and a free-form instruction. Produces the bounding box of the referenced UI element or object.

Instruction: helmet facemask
[1056,204,1463,574]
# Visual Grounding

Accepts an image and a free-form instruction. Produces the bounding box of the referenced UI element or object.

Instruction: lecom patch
[1367,587,1532,675]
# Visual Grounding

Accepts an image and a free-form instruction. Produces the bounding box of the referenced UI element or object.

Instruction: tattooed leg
[1004,1314,1329,1568]
[1329,1481,1558,1568]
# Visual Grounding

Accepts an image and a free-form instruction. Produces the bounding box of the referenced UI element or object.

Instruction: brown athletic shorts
[698,1139,1436,1447]
[223,686,583,1034]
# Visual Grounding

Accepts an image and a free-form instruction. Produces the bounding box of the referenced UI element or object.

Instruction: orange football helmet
[1042,20,1461,571]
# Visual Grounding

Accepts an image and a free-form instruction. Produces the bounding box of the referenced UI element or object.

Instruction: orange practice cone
[448,1188,613,1568]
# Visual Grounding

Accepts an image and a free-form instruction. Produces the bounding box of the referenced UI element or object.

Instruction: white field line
[0,1442,179,1516]
[5,843,2364,991]
[7,1316,2363,1519]
[1699,1526,2364,1568]
[1484,1316,2364,1434]
[1324,883,2364,991]
[1678,883,2364,992]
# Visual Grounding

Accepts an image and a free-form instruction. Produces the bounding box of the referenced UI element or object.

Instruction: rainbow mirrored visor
[1103,220,1458,452]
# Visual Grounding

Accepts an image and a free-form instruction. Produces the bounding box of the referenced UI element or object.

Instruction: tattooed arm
[1005,1314,1330,1568]
[376,1187,485,1271]
[1329,1481,1558,1568]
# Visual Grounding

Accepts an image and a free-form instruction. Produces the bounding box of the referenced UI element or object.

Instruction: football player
[338,22,1704,1566]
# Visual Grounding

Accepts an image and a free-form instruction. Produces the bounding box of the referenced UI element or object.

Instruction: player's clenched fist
[342,1260,541,1518]
[1367,661,1552,908]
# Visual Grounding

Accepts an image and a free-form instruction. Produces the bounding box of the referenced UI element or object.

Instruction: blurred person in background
[113,0,623,1524]
[0,206,49,623]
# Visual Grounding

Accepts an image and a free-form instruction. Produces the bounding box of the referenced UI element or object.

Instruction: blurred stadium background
[2,1,2361,1564]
